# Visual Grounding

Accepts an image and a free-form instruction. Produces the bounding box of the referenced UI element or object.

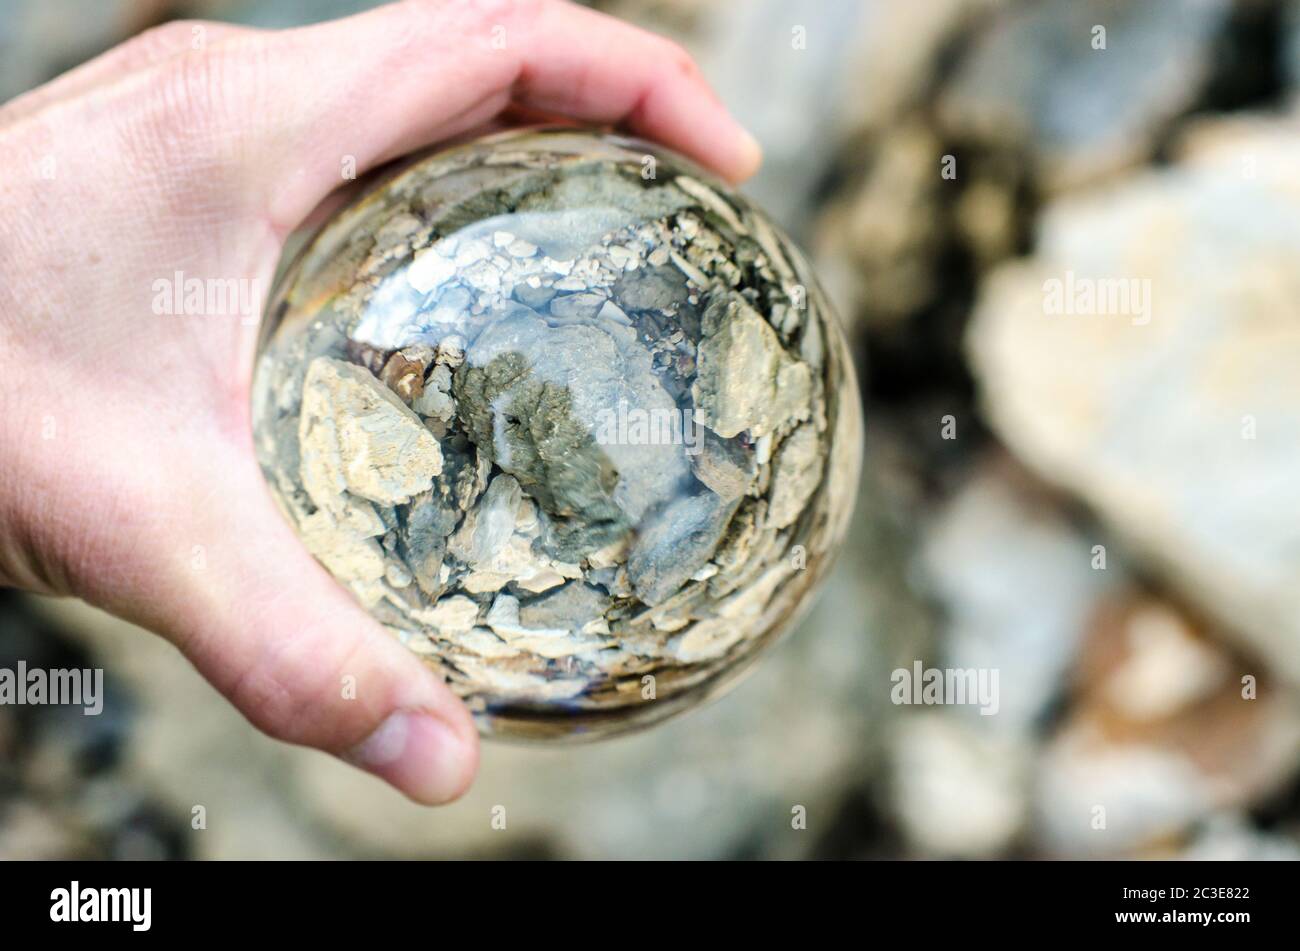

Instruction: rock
[460,533,579,595]
[658,0,881,230]
[967,119,1300,683]
[511,166,694,260]
[298,357,443,507]
[692,292,812,438]
[920,457,1117,735]
[410,364,454,420]
[938,0,1231,190]
[766,424,825,529]
[613,263,688,311]
[448,474,522,565]
[691,429,757,501]
[298,510,386,591]
[1032,594,1300,857]
[455,309,690,559]
[410,595,480,635]
[548,291,607,321]
[514,282,557,309]
[379,350,426,403]
[410,388,454,421]
[483,594,605,658]
[398,444,484,594]
[1178,814,1300,861]
[518,583,612,633]
[406,247,456,294]
[889,712,1029,859]
[627,491,739,606]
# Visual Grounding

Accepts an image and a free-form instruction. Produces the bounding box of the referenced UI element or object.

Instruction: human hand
[0,0,761,803]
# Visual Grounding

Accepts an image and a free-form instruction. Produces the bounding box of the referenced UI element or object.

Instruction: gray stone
[627,491,739,606]
[691,429,757,501]
[398,492,451,596]
[448,474,522,565]
[613,263,689,312]
[514,282,557,310]
[548,291,607,321]
[519,582,612,632]
[455,310,690,560]
[938,0,1231,190]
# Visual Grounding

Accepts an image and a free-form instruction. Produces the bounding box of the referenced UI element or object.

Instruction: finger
[188,0,760,229]
[0,20,252,125]
[511,1,763,179]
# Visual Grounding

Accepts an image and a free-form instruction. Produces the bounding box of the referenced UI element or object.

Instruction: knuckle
[123,19,205,62]
[152,42,238,124]
[655,37,701,80]
[227,658,300,740]
[430,0,544,35]
[127,35,262,163]
[224,627,367,750]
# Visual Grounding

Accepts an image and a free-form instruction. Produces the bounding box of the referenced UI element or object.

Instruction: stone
[692,291,813,439]
[378,350,425,403]
[691,429,757,502]
[447,474,522,565]
[613,263,688,311]
[410,595,480,635]
[1033,594,1300,857]
[298,357,442,507]
[938,0,1232,190]
[519,582,612,633]
[253,128,860,740]
[627,491,739,606]
[920,457,1116,735]
[967,119,1300,684]
[889,712,1029,859]
[766,424,825,529]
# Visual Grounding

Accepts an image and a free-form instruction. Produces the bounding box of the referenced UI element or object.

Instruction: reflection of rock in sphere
[252,128,862,741]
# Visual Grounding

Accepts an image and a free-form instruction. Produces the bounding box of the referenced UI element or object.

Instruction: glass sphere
[252,128,862,741]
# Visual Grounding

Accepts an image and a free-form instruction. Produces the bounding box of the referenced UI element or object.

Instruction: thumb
[144,447,480,805]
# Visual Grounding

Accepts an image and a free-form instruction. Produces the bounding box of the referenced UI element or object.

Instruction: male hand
[0,0,760,803]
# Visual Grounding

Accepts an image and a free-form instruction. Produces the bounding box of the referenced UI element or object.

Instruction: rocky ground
[4,0,1300,859]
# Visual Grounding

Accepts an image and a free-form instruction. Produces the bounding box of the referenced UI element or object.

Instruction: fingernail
[345,710,472,804]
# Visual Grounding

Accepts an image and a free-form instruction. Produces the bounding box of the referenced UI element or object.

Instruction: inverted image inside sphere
[251,127,862,742]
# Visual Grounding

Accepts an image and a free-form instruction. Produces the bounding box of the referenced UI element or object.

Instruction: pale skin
[0,0,760,804]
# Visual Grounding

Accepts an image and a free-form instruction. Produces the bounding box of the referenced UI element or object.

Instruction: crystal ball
[252,128,862,741]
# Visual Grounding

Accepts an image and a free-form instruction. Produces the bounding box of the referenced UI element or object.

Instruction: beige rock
[409,595,480,635]
[1034,594,1300,857]
[766,424,825,529]
[299,357,443,507]
[692,293,812,438]
[967,119,1300,682]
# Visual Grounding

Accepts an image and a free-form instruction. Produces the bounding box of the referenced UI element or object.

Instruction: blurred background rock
[4,0,1300,859]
